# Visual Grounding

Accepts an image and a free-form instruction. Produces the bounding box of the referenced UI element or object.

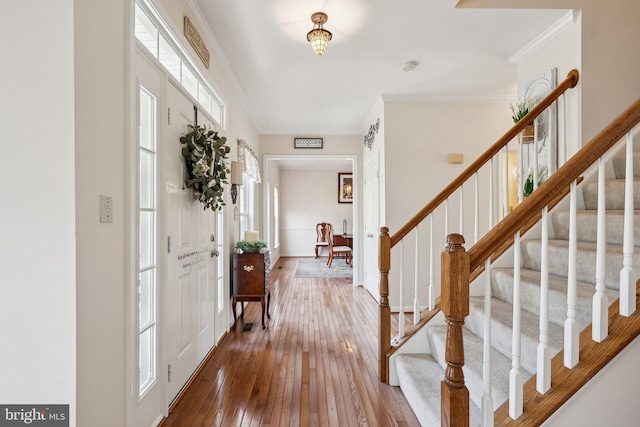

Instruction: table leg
[231,298,237,330]
[266,290,271,319]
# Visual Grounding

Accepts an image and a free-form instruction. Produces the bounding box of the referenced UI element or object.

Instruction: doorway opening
[263,155,359,285]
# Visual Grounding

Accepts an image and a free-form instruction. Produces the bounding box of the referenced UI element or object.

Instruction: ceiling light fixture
[307,12,332,56]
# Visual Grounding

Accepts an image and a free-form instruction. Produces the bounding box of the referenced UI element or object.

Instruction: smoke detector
[401,61,418,71]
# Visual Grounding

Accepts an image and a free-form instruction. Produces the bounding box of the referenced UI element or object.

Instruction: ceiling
[192,0,569,136]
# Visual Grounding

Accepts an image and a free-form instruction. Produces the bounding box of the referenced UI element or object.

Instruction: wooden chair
[315,222,332,258]
[326,236,352,268]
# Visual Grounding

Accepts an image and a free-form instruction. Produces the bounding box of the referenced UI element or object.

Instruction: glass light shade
[307,28,332,56]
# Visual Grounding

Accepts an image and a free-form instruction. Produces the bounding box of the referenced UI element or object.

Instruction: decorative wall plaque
[364,118,380,150]
[184,16,210,69]
[294,138,323,149]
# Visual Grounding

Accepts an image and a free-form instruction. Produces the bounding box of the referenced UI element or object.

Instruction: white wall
[279,168,354,257]
[75,0,128,425]
[0,0,76,424]
[542,336,640,427]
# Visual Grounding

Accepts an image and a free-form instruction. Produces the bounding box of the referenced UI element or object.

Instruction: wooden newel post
[441,234,470,427]
[379,227,391,383]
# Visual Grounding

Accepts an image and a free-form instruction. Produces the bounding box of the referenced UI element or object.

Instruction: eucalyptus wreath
[180,125,231,210]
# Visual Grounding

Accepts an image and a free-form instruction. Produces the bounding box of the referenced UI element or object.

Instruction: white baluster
[398,239,405,340]
[414,227,420,325]
[509,230,523,419]
[429,214,435,311]
[445,198,449,238]
[564,180,579,368]
[460,184,464,235]
[475,172,480,244]
[533,124,539,191]
[559,95,566,168]
[503,146,509,218]
[482,258,494,427]
[489,158,495,230]
[392,240,406,346]
[537,206,551,393]
[518,138,524,205]
[593,156,608,342]
[620,131,636,316]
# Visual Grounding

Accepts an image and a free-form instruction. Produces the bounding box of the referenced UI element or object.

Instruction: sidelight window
[138,86,157,396]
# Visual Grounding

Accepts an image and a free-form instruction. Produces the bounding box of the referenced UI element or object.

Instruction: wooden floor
[161,257,420,427]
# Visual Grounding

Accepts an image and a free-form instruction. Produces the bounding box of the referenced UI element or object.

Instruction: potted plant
[180,125,231,210]
[235,240,268,254]
[510,98,535,143]
[523,167,547,197]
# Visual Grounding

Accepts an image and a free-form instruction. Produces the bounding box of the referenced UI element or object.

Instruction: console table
[231,252,271,329]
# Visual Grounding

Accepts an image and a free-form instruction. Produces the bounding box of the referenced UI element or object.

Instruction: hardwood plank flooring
[161,257,420,427]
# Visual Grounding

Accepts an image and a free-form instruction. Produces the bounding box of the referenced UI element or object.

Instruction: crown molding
[509,10,576,64]
[380,93,515,103]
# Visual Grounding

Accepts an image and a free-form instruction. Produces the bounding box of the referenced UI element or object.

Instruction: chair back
[316,222,332,243]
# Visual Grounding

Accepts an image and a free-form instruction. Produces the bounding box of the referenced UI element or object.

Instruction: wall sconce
[230,161,243,204]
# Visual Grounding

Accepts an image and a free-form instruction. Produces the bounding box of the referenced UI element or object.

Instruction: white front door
[364,155,380,300]
[165,82,218,404]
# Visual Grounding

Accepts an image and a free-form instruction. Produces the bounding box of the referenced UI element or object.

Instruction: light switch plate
[100,195,113,223]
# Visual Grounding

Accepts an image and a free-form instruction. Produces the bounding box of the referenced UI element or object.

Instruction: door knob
[367,233,374,238]
[211,250,219,258]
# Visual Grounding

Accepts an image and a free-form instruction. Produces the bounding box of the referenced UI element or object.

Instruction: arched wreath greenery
[180,125,231,210]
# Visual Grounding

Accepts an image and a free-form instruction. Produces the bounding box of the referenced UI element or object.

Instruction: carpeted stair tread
[491,268,619,330]
[612,152,640,179]
[520,239,640,290]
[466,297,565,375]
[427,325,526,412]
[395,353,482,426]
[582,178,640,210]
[551,209,640,247]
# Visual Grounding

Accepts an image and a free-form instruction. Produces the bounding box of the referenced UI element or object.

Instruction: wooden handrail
[468,97,640,271]
[390,69,579,247]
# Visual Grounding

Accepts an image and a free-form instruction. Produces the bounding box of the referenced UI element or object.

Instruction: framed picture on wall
[338,173,353,203]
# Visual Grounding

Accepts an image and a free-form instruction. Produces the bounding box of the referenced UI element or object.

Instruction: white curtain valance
[237,139,261,183]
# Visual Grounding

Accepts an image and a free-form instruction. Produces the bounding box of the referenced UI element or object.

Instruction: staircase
[394,151,640,426]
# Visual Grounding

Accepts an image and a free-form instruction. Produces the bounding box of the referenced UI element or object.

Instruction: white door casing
[364,155,381,301]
